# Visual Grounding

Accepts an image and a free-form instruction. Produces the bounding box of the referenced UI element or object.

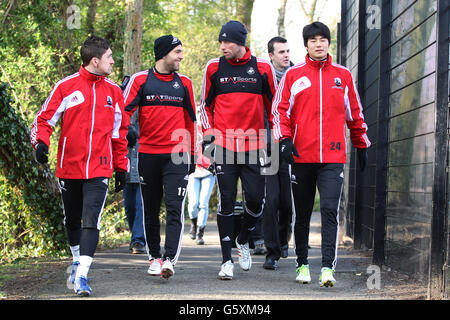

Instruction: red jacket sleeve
[270,70,293,141]
[343,70,371,149]
[199,59,219,135]
[123,71,147,117]
[30,82,64,149]
[257,58,277,120]
[180,75,197,154]
[112,87,130,172]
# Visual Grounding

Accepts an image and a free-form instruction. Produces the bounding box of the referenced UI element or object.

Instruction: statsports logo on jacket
[30,66,130,179]
[199,47,277,152]
[123,68,197,155]
[271,54,371,163]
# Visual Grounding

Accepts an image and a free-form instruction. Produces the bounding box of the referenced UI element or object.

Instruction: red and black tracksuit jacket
[198,48,276,263]
[123,68,197,265]
[199,47,277,152]
[123,68,196,155]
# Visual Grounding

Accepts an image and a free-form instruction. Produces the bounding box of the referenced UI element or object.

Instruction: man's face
[163,45,183,72]
[269,42,290,71]
[220,41,243,60]
[93,48,114,76]
[306,35,329,61]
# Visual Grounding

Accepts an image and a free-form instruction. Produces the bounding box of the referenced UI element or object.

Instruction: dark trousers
[291,163,344,269]
[215,147,266,263]
[138,153,189,265]
[263,162,293,260]
[59,177,109,257]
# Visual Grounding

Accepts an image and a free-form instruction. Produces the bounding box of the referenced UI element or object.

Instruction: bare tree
[299,0,328,23]
[87,0,98,35]
[235,0,254,33]
[277,0,288,37]
[123,0,143,76]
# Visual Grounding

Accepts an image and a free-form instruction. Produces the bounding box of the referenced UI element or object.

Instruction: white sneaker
[147,258,162,276]
[296,264,311,284]
[235,239,251,271]
[319,267,336,287]
[160,258,174,280]
[218,260,234,280]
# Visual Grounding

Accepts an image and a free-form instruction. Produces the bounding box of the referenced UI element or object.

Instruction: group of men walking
[30,20,370,297]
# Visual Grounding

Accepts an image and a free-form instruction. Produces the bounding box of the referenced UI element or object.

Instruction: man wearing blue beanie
[199,20,277,280]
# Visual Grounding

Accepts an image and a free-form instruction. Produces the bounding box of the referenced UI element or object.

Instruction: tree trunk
[123,0,143,76]
[236,0,254,33]
[299,0,320,23]
[277,0,288,37]
[87,0,98,35]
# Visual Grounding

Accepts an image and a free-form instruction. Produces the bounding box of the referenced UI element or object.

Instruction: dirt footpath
[24,213,427,302]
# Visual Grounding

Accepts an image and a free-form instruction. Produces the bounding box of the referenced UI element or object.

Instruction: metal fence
[338,0,449,299]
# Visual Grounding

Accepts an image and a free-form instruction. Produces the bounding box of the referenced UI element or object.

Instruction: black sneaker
[280,244,289,258]
[189,224,197,240]
[130,242,145,254]
[263,257,278,270]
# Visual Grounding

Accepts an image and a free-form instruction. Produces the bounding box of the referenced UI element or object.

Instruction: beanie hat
[302,21,331,46]
[218,20,247,46]
[154,35,182,61]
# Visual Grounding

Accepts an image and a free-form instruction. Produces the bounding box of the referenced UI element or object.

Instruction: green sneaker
[295,264,311,284]
[319,267,336,287]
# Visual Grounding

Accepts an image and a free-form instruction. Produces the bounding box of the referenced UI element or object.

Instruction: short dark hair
[80,35,111,67]
[267,36,287,54]
[302,22,331,46]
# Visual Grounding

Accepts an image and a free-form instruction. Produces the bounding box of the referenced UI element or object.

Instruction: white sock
[70,245,80,263]
[76,255,93,279]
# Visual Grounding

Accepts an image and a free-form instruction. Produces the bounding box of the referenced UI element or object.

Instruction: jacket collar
[79,65,105,82]
[305,53,332,69]
[153,67,175,81]
[226,47,252,65]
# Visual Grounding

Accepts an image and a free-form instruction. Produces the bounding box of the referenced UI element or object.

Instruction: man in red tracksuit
[199,20,276,280]
[123,35,196,280]
[30,35,129,296]
[271,22,371,287]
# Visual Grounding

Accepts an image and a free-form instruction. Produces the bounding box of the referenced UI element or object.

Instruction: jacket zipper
[60,136,67,168]
[293,124,298,143]
[86,83,96,179]
[319,63,324,163]
[109,139,113,169]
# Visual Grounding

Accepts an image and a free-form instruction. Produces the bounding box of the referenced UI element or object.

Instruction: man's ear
[90,57,99,68]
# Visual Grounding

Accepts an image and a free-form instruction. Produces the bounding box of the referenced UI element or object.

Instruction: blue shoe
[74,276,92,297]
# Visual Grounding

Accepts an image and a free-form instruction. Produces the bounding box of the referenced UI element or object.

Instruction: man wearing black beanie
[271,21,370,287]
[199,20,277,280]
[123,35,197,280]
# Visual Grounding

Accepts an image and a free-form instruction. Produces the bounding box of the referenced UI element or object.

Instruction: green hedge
[0,83,130,263]
[0,82,67,262]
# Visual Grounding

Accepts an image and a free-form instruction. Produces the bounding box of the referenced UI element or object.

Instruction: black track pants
[263,162,293,260]
[214,147,266,263]
[291,163,344,269]
[138,152,189,265]
[59,177,109,257]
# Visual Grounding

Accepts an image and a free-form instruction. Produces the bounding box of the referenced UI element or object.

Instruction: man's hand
[356,148,368,172]
[202,135,216,162]
[126,126,138,148]
[201,135,215,153]
[279,137,299,164]
[114,171,126,193]
[35,143,49,164]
